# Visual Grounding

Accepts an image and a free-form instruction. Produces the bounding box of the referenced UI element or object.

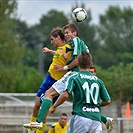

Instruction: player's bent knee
[45,88,58,98]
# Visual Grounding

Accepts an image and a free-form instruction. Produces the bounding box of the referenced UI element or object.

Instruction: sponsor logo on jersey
[54,53,60,58]
[82,106,100,112]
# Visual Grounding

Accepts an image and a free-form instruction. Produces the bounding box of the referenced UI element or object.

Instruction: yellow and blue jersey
[36,44,72,99]
[48,122,68,133]
[48,44,72,80]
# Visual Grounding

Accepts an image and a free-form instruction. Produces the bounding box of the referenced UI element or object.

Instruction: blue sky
[17,0,133,26]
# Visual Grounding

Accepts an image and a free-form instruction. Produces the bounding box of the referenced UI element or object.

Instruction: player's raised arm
[42,47,56,55]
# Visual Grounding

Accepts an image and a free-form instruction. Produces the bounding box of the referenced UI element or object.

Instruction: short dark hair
[50,27,64,40]
[61,113,68,117]
[78,52,92,69]
[63,23,78,36]
[90,66,96,73]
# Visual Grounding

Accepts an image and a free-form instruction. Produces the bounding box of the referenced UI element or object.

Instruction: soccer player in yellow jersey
[26,27,72,133]
[48,113,68,133]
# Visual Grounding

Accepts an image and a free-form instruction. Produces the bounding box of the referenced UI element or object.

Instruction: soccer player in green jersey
[90,66,114,133]
[49,52,111,133]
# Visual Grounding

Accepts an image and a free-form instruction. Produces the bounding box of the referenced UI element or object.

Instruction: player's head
[59,113,68,128]
[78,51,92,70]
[90,66,96,75]
[63,23,78,42]
[50,27,64,47]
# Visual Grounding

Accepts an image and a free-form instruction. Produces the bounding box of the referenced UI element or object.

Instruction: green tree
[107,63,133,103]
[0,0,43,93]
[0,0,23,65]
[0,0,23,91]
[96,6,133,68]
[96,63,133,103]
[106,63,133,133]
[12,19,40,69]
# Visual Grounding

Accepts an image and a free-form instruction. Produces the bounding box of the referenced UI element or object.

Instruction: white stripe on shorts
[52,71,77,94]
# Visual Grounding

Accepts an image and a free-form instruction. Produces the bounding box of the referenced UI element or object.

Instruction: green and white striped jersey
[67,36,89,72]
[66,71,110,122]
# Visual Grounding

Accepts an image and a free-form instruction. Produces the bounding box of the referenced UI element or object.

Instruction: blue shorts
[40,93,59,104]
[36,72,57,99]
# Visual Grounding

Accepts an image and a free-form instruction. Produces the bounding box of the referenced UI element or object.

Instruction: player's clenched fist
[49,106,56,116]
[42,47,50,54]
[62,53,69,61]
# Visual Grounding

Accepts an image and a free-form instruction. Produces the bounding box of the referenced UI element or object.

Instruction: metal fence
[0,115,60,133]
[0,115,133,133]
[0,93,133,133]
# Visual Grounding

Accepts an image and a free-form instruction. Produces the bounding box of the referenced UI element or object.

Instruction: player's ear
[56,35,60,40]
[72,31,77,36]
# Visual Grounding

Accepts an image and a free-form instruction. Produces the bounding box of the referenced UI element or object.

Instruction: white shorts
[52,71,77,94]
[68,115,102,133]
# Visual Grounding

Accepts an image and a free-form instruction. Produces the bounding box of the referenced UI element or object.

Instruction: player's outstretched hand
[42,47,50,54]
[49,106,56,116]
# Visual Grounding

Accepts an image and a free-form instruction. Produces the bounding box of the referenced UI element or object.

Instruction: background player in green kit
[49,52,111,133]
[23,23,89,128]
[90,66,114,133]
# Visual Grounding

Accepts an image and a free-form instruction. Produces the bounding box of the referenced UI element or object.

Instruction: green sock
[36,98,52,123]
[101,114,107,124]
